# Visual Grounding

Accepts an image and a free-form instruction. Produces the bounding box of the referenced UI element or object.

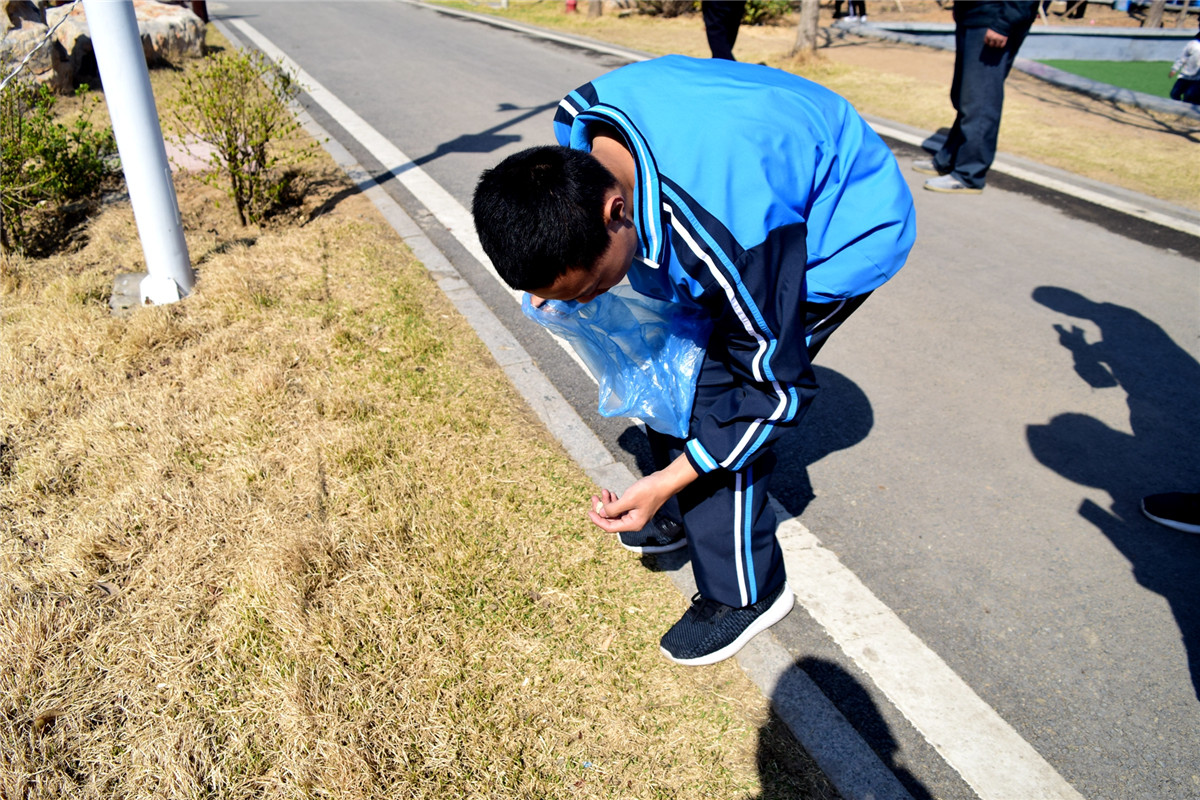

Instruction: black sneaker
[617,514,686,554]
[1142,492,1200,534]
[660,582,794,666]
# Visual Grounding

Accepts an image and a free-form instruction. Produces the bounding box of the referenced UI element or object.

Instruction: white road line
[227,17,1087,800]
[230,17,601,381]
[230,19,509,299]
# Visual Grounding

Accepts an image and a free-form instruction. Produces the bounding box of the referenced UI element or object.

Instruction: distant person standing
[1169,29,1200,105]
[703,1,746,61]
[913,1,1040,194]
[839,0,867,22]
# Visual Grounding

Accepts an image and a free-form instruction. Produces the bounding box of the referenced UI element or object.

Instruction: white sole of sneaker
[619,537,688,554]
[660,583,795,667]
[1142,507,1200,534]
[924,182,983,195]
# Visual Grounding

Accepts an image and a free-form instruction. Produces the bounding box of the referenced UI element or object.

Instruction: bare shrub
[169,49,313,226]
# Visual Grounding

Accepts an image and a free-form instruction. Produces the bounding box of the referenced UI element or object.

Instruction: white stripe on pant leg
[734,472,748,607]
[744,462,758,605]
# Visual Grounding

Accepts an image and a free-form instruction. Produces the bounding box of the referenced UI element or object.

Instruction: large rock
[1,0,40,32]
[2,0,205,93]
[44,2,90,79]
[1,1,71,92]
[129,1,205,65]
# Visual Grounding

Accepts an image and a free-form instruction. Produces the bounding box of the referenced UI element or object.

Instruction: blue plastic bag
[522,286,712,439]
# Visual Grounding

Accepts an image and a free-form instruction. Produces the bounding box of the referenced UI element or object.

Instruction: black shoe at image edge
[1142,492,1200,534]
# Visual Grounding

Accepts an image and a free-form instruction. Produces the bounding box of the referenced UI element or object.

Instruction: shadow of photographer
[754,657,929,800]
[1025,285,1200,699]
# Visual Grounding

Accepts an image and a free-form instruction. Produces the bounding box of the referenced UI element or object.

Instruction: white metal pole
[84,0,194,303]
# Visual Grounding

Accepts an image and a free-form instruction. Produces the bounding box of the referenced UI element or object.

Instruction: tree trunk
[1175,1,1190,27]
[1143,0,1166,28]
[588,0,602,17]
[790,0,821,57]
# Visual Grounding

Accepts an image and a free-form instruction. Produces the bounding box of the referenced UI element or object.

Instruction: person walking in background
[1169,29,1200,105]
[913,1,1040,194]
[702,1,746,61]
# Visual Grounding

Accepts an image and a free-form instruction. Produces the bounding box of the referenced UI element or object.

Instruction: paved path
[215,3,1200,798]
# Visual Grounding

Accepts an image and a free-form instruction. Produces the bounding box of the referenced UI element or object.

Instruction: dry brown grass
[0,40,838,798]
[445,0,1200,210]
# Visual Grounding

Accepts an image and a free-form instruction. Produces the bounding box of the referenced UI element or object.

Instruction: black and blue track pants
[647,292,870,608]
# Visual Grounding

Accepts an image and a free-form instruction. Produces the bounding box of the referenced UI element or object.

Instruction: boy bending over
[473,55,916,666]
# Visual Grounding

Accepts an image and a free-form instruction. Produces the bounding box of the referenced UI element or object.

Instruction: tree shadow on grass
[1007,77,1200,143]
[1025,286,1200,701]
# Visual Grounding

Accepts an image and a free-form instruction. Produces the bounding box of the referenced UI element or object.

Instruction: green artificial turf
[1038,59,1177,98]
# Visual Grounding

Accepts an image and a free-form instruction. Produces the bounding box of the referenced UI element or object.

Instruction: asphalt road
[215,3,1200,798]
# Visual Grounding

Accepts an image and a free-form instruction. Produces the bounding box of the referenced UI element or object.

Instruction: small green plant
[170,49,313,226]
[0,79,118,255]
[743,0,797,25]
[634,1,697,17]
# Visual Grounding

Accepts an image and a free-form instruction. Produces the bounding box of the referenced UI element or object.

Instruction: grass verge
[1038,59,1176,98]
[0,30,836,800]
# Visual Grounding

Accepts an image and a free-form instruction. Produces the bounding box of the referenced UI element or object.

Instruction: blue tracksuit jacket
[554,55,916,476]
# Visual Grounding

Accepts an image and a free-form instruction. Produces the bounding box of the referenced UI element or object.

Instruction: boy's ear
[605,191,627,225]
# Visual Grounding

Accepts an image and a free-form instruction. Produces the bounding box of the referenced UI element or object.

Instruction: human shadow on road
[408,100,560,168]
[779,657,933,800]
[754,704,844,800]
[1025,286,1200,700]
[750,657,933,799]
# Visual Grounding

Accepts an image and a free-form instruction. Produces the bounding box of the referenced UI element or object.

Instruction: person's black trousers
[1171,77,1200,105]
[703,1,747,61]
[933,25,1027,189]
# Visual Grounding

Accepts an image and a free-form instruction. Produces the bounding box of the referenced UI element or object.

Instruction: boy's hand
[589,480,668,533]
[588,454,699,533]
[983,28,1008,48]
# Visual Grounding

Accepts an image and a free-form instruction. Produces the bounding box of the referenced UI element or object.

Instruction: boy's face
[532,191,637,304]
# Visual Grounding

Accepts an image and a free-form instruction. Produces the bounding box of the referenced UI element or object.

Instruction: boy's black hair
[472,145,618,292]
